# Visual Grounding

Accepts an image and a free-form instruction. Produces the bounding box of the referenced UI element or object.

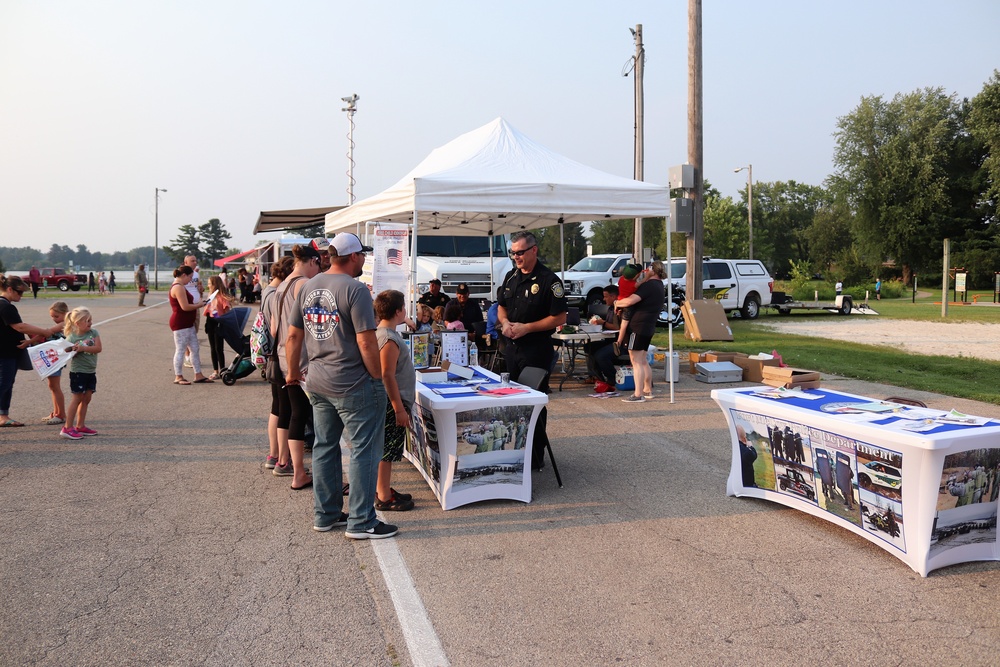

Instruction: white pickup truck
[561,253,633,309]
[668,258,773,319]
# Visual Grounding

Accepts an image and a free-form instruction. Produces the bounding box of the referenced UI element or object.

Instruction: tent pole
[559,217,566,280]
[667,208,675,404]
[488,223,495,304]
[410,213,419,320]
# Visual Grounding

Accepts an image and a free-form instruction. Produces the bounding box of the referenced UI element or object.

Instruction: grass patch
[653,296,1000,405]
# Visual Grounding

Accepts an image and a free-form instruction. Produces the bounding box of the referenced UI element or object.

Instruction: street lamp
[154,188,167,290]
[733,165,753,259]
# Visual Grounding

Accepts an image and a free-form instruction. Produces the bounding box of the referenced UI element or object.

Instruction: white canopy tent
[324,117,677,398]
[324,117,668,237]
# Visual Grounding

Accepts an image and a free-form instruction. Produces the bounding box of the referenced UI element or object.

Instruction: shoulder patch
[551,282,564,298]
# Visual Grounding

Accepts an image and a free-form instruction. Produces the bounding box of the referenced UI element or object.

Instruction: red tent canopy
[213,247,258,268]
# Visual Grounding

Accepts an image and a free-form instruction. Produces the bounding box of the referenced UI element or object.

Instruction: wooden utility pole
[633,24,645,263]
[686,0,704,299]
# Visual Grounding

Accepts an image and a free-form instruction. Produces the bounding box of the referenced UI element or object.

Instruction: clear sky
[2,0,997,255]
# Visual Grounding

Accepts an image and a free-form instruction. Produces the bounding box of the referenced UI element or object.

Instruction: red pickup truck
[23,268,88,292]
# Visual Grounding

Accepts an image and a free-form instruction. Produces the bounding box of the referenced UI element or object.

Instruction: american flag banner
[386,248,403,266]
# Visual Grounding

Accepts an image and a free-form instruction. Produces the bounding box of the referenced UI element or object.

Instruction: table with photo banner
[405,366,548,510]
[712,386,1000,577]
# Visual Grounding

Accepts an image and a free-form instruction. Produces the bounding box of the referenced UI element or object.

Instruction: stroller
[216,307,259,386]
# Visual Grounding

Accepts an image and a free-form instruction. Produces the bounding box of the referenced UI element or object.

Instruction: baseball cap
[296,243,321,261]
[456,283,470,295]
[622,264,642,280]
[429,278,442,285]
[330,233,373,256]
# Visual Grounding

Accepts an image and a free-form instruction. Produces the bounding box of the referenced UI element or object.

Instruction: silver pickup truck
[668,258,773,319]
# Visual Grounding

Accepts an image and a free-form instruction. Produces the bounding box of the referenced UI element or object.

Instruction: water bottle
[469,344,478,368]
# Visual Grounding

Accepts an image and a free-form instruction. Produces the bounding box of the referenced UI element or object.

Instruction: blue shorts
[69,372,97,394]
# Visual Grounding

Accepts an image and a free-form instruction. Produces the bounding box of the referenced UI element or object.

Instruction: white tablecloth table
[407,367,548,510]
[712,386,1000,576]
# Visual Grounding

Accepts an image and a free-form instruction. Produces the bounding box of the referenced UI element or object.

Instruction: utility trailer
[768,291,877,316]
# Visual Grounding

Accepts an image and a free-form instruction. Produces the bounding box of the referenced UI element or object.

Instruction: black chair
[516,366,563,488]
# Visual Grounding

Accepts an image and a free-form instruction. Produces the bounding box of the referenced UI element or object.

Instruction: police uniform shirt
[459,298,484,331]
[497,262,567,344]
[417,291,450,310]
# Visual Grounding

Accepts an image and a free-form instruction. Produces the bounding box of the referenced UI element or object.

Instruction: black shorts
[69,371,97,394]
[626,332,653,353]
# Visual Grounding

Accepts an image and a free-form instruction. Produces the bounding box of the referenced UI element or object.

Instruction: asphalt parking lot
[2,294,998,666]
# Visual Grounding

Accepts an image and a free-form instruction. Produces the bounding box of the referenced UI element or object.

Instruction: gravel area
[760,316,1000,361]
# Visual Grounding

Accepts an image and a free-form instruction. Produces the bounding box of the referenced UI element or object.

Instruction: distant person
[28,266,42,298]
[835,280,843,296]
[98,271,107,295]
[203,275,234,381]
[168,265,210,385]
[875,277,881,301]
[87,272,95,293]
[61,307,102,440]
[586,284,621,391]
[455,283,483,331]
[443,300,465,331]
[417,278,450,310]
[613,263,642,357]
[108,271,116,294]
[134,264,148,307]
[183,255,203,369]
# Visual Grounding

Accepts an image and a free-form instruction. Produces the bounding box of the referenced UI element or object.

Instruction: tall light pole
[154,187,167,290]
[734,164,753,259]
[341,94,359,205]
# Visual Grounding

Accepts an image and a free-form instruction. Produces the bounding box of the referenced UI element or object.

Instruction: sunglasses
[509,245,536,258]
[14,289,25,295]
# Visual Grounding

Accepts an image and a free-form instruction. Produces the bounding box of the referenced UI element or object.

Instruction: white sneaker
[184,356,194,368]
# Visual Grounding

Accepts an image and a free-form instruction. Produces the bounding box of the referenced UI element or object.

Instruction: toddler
[42,301,69,425]
[61,307,102,440]
[432,305,446,332]
[443,300,465,331]
[615,264,643,355]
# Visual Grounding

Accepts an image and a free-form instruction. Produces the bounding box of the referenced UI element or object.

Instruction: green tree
[588,218,632,255]
[704,185,746,259]
[198,218,232,265]
[164,225,201,264]
[831,87,967,284]
[806,199,854,275]
[535,222,586,269]
[751,181,830,278]
[968,70,1000,222]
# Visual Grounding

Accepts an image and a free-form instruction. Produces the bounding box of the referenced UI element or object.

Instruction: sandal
[192,377,214,383]
[42,416,65,425]
[173,379,191,385]
[0,419,25,427]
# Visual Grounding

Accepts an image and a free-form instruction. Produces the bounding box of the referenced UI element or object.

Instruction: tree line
[582,71,1000,289]
[0,218,237,274]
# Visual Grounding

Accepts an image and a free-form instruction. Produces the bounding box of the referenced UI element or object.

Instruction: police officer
[417,279,450,310]
[455,282,484,331]
[496,230,567,470]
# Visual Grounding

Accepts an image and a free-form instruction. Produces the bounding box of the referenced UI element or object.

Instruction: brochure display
[712,387,1000,577]
[406,367,548,510]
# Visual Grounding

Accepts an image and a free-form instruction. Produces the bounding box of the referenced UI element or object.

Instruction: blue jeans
[310,377,387,531]
[0,357,17,415]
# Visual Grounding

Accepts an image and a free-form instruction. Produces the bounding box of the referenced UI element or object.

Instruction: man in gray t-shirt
[286,233,397,540]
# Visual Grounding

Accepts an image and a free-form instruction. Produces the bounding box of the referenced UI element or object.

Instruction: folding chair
[517,366,563,488]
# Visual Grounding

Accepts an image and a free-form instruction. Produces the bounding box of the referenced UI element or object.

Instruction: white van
[668,258,773,319]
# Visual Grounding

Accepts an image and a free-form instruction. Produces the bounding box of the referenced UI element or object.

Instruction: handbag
[17,348,32,371]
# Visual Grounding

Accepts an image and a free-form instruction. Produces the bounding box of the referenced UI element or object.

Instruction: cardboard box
[416,367,448,383]
[733,356,781,383]
[682,300,734,342]
[761,366,821,384]
[705,352,741,363]
[694,361,744,383]
[441,360,474,380]
[762,378,822,390]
